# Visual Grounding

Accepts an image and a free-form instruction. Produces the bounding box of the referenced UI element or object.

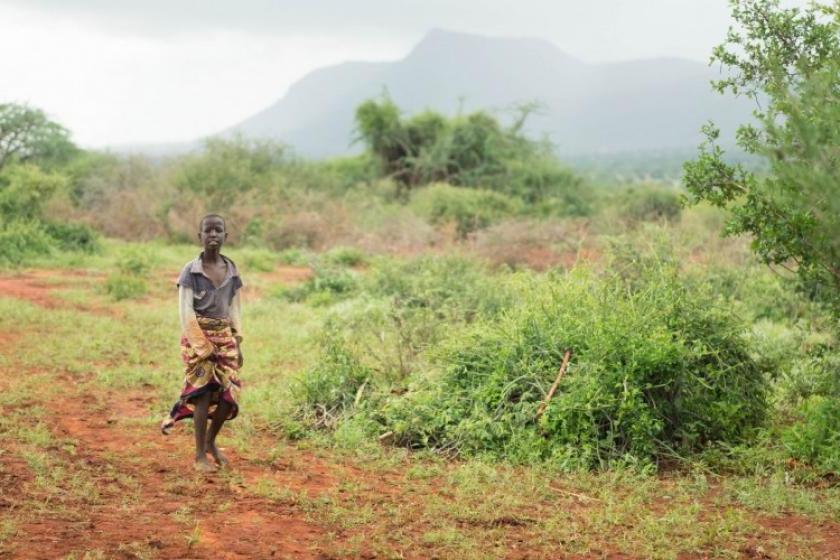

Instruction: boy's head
[198,214,227,250]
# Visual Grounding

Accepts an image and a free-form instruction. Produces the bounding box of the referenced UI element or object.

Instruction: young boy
[160,214,244,473]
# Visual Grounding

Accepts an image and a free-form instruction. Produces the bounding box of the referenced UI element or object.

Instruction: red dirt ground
[0,275,66,309]
[3,272,840,559]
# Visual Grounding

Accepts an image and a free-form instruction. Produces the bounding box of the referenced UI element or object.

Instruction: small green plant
[105,246,153,300]
[281,265,358,305]
[185,521,201,550]
[104,274,148,301]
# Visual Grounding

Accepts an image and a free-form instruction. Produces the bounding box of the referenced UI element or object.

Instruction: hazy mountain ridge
[110,29,749,159]
[223,29,752,158]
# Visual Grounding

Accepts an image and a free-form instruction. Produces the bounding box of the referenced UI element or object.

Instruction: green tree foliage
[175,135,288,209]
[0,105,99,263]
[683,0,840,304]
[355,97,585,207]
[0,103,77,171]
[0,164,67,220]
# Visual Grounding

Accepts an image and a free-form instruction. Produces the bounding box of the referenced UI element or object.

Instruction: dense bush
[366,264,768,468]
[0,164,67,220]
[292,327,373,430]
[619,187,683,223]
[42,222,100,253]
[410,183,521,238]
[0,221,56,265]
[174,136,288,209]
[291,255,512,424]
[783,396,840,473]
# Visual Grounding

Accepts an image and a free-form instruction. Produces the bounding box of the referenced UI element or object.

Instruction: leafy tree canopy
[0,103,77,171]
[354,96,583,206]
[683,0,840,304]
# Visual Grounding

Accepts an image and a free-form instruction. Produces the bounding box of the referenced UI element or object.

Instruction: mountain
[226,29,753,157]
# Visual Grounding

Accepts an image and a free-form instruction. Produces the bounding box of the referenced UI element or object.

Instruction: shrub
[323,246,366,267]
[0,221,56,265]
[289,255,511,416]
[277,248,312,266]
[410,183,521,238]
[281,265,358,305]
[0,164,67,221]
[619,187,683,223]
[104,246,154,300]
[375,264,768,468]
[366,254,509,320]
[782,396,840,473]
[292,328,372,429]
[237,247,277,272]
[43,222,100,253]
[116,247,153,275]
[174,136,287,209]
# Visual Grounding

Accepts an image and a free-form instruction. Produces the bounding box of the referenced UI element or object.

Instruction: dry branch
[535,349,572,420]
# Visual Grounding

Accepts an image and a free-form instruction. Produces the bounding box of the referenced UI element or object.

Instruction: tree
[0,104,77,170]
[353,96,586,209]
[683,0,840,303]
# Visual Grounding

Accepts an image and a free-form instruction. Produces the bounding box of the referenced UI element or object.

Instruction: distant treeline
[2,96,688,265]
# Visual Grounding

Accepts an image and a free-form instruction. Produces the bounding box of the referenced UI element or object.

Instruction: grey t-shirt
[177,254,243,319]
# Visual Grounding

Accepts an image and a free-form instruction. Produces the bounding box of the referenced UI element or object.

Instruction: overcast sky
[0,1,808,147]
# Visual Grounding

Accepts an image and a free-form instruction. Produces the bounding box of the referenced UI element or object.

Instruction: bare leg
[206,397,232,467]
[192,392,216,472]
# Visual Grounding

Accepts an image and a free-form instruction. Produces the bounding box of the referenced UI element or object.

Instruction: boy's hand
[235,335,244,367]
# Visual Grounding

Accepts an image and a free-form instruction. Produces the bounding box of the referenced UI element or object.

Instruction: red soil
[0,275,64,309]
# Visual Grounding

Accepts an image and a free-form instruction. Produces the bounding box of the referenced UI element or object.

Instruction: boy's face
[199,216,227,250]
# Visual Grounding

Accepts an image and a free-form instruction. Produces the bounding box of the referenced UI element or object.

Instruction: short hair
[199,213,226,230]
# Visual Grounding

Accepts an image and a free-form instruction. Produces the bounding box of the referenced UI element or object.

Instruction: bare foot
[194,456,217,473]
[207,444,229,468]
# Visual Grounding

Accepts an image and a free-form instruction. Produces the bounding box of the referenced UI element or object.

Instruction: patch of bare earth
[0,271,113,315]
[6,378,326,559]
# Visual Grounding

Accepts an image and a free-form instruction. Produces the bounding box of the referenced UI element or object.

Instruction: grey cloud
[9,0,811,61]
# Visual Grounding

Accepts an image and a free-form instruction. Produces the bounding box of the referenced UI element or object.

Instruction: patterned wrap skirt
[161,316,242,434]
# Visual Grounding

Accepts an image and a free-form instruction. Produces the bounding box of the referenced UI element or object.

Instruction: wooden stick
[535,350,572,420]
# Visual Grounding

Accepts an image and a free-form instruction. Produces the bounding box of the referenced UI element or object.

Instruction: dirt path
[7,376,328,559]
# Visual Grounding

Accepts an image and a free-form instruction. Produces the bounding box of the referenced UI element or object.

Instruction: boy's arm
[230,291,243,342]
[179,285,214,357]
[230,291,244,367]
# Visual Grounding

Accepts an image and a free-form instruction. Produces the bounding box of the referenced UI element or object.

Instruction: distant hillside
[226,29,753,158]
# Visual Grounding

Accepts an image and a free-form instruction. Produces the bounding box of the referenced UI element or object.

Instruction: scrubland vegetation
[1,0,839,557]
